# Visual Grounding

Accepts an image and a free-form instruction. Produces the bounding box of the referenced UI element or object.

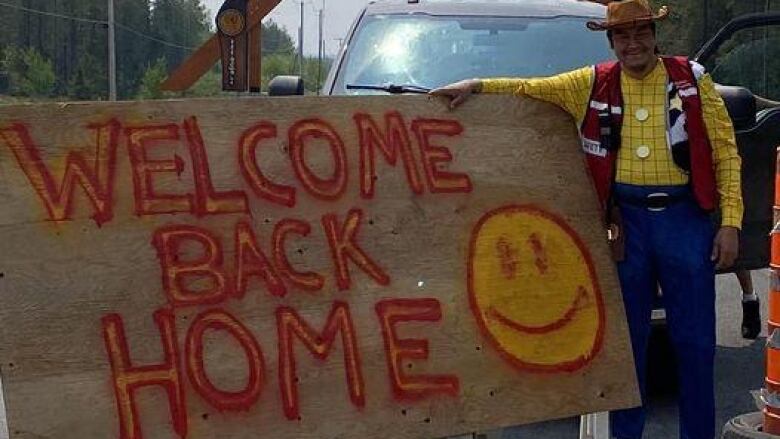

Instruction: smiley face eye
[526,232,548,275]
[495,236,519,280]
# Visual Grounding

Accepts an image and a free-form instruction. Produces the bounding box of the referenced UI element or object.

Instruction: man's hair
[606,22,659,54]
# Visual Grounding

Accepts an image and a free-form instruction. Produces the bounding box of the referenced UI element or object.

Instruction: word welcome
[0,112,472,225]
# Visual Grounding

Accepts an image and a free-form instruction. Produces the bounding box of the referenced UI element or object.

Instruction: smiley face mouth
[487,286,590,335]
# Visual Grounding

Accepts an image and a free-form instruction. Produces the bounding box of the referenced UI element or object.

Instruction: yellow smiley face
[468,205,605,372]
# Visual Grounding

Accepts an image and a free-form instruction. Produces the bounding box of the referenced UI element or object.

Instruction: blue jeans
[609,184,716,439]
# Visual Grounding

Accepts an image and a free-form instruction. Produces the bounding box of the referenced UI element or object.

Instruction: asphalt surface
[0,271,768,439]
[493,269,770,439]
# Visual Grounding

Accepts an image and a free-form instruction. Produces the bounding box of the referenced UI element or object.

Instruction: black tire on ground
[722,412,777,439]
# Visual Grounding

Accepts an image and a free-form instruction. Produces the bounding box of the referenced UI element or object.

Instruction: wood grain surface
[0,95,639,439]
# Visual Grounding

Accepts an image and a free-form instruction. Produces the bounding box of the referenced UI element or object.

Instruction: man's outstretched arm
[430,67,594,123]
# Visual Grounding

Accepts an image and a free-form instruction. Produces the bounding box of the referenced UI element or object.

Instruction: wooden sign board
[0,95,639,439]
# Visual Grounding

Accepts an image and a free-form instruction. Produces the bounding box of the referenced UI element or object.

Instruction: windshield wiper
[345,83,431,94]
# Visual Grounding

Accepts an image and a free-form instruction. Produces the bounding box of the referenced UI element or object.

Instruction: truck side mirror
[269,76,305,96]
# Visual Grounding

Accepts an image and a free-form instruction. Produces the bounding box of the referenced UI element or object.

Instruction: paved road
[0,271,767,439]
[493,269,769,439]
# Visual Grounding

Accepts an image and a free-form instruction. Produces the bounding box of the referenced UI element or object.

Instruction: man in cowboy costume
[431,1,742,438]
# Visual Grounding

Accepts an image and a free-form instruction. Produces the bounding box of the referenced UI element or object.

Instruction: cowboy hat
[587,0,669,31]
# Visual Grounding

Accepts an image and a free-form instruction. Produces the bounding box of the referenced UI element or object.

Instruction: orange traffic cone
[764,147,780,434]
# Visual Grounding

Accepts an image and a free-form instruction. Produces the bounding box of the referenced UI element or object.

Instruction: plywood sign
[0,95,639,439]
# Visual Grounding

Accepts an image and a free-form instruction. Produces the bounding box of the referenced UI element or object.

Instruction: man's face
[611,24,657,72]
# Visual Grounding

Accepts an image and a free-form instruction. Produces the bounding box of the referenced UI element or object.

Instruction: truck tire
[721,412,775,439]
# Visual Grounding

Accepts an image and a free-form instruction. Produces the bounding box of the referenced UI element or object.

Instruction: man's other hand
[711,226,739,270]
[429,79,481,110]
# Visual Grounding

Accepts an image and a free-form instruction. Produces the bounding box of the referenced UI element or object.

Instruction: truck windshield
[333,14,613,95]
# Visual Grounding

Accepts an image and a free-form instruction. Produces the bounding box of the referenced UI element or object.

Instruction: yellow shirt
[481,60,743,228]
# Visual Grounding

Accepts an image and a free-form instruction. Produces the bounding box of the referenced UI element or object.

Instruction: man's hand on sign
[711,226,740,270]
[429,79,482,110]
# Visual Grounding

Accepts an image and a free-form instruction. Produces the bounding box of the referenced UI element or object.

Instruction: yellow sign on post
[0,95,638,439]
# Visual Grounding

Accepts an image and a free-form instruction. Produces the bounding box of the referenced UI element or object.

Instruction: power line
[0,1,107,25]
[0,1,316,59]
[115,23,195,51]
[0,1,196,52]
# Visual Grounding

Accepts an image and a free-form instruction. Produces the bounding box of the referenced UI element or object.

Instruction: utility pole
[317,6,323,94]
[298,1,304,77]
[107,0,117,101]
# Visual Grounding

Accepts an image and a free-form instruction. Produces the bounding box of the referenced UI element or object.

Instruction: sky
[202,0,369,57]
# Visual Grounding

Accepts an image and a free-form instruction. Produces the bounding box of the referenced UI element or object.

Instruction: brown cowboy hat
[586,0,669,31]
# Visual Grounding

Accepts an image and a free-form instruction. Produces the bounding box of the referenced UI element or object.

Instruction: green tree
[0,0,21,50]
[3,45,56,97]
[262,20,295,56]
[116,0,154,99]
[0,0,214,100]
[653,0,780,57]
[139,59,222,99]
[186,68,224,97]
[653,0,704,56]
[136,57,173,99]
[68,52,106,100]
[301,55,332,94]
[150,0,210,73]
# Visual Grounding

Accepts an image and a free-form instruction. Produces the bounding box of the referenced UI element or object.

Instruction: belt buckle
[646,192,670,211]
[607,223,620,242]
